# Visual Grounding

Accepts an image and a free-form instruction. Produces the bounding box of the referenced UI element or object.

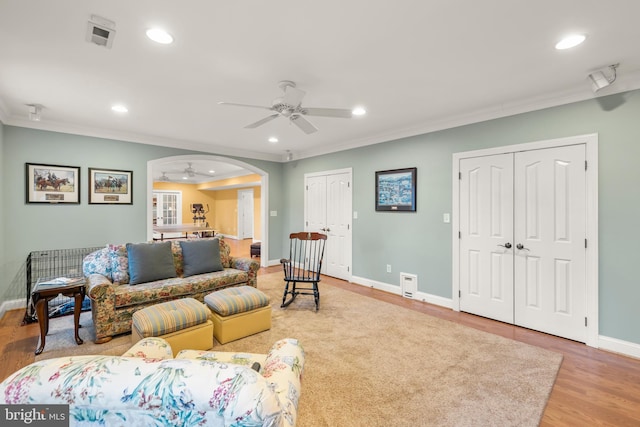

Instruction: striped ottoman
[204,286,272,344]
[131,298,213,356]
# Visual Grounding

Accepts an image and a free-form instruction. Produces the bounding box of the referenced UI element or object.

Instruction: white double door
[305,169,352,281]
[459,144,587,342]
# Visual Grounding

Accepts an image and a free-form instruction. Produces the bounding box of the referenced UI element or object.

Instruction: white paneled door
[514,145,586,342]
[304,170,352,281]
[459,144,587,342]
[459,153,515,323]
[238,189,254,239]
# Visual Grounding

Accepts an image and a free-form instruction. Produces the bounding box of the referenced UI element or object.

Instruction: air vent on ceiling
[86,15,116,49]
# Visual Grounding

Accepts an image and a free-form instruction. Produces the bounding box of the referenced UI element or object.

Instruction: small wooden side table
[31,279,86,355]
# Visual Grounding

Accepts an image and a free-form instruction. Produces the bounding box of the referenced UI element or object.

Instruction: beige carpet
[36,272,562,426]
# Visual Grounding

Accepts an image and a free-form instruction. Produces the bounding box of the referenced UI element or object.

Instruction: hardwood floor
[1,237,639,425]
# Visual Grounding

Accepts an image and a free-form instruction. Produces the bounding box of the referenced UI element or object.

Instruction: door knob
[498,242,512,249]
[516,243,529,251]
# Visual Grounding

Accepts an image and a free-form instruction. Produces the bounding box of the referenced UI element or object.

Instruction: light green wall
[0,127,284,301]
[282,89,640,345]
[3,90,639,346]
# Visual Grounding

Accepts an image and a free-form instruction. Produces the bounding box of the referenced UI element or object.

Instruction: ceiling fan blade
[244,114,280,129]
[302,107,353,119]
[218,101,273,111]
[282,86,306,107]
[291,115,318,134]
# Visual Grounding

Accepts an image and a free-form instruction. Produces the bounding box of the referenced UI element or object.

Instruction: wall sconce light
[27,104,43,121]
[588,64,618,92]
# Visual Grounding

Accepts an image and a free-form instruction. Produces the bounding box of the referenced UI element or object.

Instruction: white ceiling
[153,158,252,184]
[1,1,640,165]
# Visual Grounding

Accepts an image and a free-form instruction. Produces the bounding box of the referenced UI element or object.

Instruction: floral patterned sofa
[83,237,259,343]
[0,337,305,427]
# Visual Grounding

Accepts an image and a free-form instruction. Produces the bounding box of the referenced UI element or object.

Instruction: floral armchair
[0,338,305,427]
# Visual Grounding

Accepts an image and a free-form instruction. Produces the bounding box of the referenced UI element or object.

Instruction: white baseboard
[349,276,453,309]
[0,298,26,321]
[413,290,453,309]
[350,275,402,296]
[598,335,640,360]
[218,234,238,240]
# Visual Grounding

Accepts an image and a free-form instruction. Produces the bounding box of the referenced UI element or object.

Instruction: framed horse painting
[26,163,80,204]
[88,167,133,204]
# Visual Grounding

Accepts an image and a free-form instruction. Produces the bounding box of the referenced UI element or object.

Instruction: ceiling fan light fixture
[219,81,357,135]
[555,34,586,50]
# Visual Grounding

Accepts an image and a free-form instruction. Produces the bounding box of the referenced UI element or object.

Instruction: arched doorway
[147,154,269,267]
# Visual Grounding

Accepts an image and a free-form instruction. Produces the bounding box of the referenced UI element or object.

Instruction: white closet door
[514,145,587,342]
[305,175,327,234]
[304,170,352,281]
[459,154,515,323]
[325,172,352,279]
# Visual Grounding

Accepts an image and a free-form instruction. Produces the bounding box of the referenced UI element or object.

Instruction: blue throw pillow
[180,238,223,277]
[127,242,177,285]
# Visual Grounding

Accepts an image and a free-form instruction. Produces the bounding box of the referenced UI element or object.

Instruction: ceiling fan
[156,163,211,181]
[182,162,213,178]
[157,172,172,182]
[218,80,353,134]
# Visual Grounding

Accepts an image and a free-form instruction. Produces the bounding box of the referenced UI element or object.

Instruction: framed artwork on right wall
[375,167,417,212]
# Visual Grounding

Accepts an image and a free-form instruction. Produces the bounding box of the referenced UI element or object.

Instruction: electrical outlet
[386,264,392,273]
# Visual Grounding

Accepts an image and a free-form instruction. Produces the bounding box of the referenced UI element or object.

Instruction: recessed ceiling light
[352,107,366,116]
[146,28,173,44]
[268,136,279,143]
[111,104,128,113]
[182,176,188,180]
[208,170,215,174]
[555,34,586,50]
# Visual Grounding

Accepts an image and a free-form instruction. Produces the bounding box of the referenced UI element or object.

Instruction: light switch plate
[443,213,450,223]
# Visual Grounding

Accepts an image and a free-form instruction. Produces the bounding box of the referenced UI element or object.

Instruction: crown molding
[4,71,640,163]
[2,116,283,163]
[293,72,640,160]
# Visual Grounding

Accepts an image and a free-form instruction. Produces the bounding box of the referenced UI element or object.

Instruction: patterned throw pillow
[82,248,113,279]
[108,243,130,285]
[219,237,231,268]
[170,241,184,276]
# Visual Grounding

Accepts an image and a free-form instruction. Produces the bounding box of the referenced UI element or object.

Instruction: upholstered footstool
[250,242,261,257]
[204,286,271,344]
[131,298,213,356]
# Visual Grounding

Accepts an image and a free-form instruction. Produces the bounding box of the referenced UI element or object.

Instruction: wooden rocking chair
[280,232,327,311]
